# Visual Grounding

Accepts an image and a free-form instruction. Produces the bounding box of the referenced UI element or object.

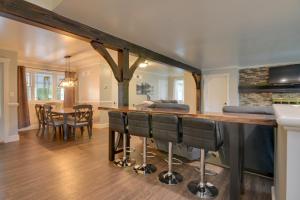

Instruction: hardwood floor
[0,128,272,200]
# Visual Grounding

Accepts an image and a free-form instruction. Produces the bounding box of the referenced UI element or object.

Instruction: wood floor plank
[0,128,272,200]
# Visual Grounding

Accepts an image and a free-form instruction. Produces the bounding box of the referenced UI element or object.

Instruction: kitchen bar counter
[99,106,276,200]
[99,106,276,126]
[273,104,300,200]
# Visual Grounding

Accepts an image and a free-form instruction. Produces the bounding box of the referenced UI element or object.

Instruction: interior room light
[58,55,77,88]
[139,61,148,68]
[280,78,287,83]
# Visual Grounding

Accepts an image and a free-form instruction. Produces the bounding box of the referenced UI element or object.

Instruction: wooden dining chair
[67,104,93,139]
[44,102,62,119]
[44,104,64,140]
[35,104,45,136]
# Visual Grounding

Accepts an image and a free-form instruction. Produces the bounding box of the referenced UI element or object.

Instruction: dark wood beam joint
[118,48,130,81]
[91,41,121,82]
[128,57,145,80]
[192,73,202,89]
[192,73,202,112]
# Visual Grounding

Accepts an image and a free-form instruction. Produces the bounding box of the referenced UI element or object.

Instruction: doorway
[203,73,229,113]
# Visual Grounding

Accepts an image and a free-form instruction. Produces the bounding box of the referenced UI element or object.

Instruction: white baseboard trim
[93,123,108,129]
[18,124,39,132]
[4,134,19,143]
[18,123,108,131]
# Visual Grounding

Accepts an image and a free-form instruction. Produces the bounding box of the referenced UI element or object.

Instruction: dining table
[52,107,76,141]
[99,106,277,200]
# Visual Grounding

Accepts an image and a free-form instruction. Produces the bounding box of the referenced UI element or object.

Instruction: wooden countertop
[98,106,277,126]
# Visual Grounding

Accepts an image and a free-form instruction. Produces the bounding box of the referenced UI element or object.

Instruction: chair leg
[41,124,45,135]
[73,127,76,140]
[187,149,218,198]
[88,126,92,139]
[45,125,49,136]
[52,126,57,140]
[114,133,133,168]
[80,127,84,136]
[158,142,183,185]
[36,123,41,136]
[133,137,156,175]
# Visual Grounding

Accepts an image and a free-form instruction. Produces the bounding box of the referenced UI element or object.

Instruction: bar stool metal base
[158,171,183,185]
[133,164,156,175]
[187,180,218,199]
[114,158,134,168]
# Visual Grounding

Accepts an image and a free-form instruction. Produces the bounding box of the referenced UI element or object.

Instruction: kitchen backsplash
[239,67,300,106]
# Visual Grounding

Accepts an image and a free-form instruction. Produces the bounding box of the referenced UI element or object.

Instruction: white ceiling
[0,16,183,75]
[53,0,300,69]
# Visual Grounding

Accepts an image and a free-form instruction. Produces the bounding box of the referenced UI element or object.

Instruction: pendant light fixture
[58,55,77,88]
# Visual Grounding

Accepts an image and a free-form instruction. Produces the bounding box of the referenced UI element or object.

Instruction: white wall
[129,70,169,107]
[0,49,19,142]
[201,67,239,112]
[77,63,116,127]
[77,65,100,102]
[0,63,3,138]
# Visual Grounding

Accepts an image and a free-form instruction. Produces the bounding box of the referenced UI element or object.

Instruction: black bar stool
[127,111,156,175]
[152,114,183,185]
[182,117,223,199]
[108,111,133,167]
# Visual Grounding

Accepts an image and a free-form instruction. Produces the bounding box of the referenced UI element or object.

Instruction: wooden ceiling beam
[0,0,201,73]
[129,57,146,80]
[91,41,121,82]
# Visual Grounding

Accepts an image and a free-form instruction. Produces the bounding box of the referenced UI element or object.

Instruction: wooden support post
[91,41,145,106]
[192,73,202,113]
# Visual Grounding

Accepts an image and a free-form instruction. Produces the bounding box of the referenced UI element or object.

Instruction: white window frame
[173,78,184,103]
[26,68,65,103]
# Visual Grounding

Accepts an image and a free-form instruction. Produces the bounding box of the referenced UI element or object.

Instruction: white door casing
[203,73,229,113]
[0,58,10,142]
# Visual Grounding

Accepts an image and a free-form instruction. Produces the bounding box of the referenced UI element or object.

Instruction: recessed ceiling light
[280,78,287,83]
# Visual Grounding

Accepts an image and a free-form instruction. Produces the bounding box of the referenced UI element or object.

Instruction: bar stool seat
[108,111,133,167]
[152,114,183,185]
[182,117,223,199]
[127,111,156,175]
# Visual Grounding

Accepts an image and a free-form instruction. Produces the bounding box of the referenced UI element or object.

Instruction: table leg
[227,122,244,200]
[63,114,68,141]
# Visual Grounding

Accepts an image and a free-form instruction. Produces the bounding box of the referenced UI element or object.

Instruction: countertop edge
[273,104,300,129]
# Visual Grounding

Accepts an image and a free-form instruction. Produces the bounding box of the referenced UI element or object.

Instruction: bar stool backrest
[108,111,126,133]
[151,114,180,143]
[127,112,151,137]
[182,117,223,151]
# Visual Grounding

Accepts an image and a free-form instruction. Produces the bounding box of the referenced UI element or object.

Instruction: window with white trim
[26,69,65,101]
[173,79,184,103]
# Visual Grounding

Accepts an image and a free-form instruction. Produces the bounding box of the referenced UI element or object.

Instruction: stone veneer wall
[239,67,300,106]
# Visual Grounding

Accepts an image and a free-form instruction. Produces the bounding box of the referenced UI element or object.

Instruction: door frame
[203,73,230,113]
[0,58,10,142]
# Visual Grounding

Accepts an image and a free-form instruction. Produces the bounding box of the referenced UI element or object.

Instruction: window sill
[29,100,64,104]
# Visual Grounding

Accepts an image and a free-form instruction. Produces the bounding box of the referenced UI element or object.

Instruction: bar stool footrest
[164,157,183,165]
[194,167,218,176]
